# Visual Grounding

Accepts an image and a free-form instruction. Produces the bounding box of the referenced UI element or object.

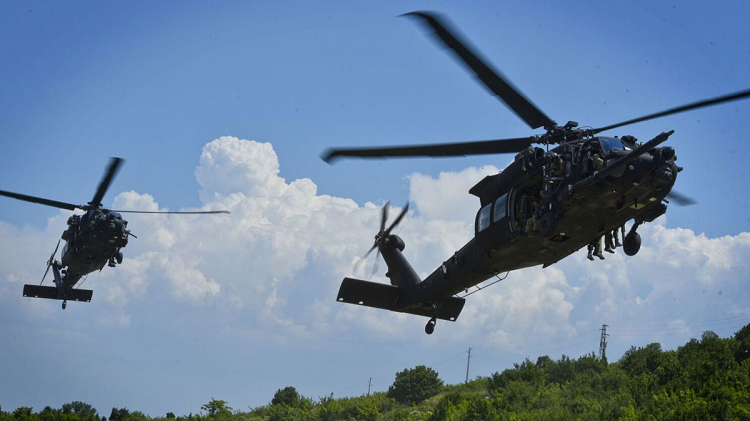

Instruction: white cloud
[1,136,748,354]
[408,165,501,222]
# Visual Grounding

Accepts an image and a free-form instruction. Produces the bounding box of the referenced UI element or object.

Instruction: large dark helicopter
[0,158,229,309]
[322,12,750,334]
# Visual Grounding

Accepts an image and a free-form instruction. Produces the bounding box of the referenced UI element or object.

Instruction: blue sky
[1,0,749,416]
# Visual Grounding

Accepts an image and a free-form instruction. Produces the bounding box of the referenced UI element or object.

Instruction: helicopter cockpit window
[600,137,632,153]
[476,204,492,232]
[493,194,507,222]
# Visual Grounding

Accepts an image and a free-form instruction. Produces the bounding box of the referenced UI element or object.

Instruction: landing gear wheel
[425,318,436,335]
[116,251,123,264]
[538,212,557,237]
[62,300,67,310]
[623,232,641,256]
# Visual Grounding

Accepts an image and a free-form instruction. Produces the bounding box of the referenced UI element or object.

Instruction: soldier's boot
[605,234,615,253]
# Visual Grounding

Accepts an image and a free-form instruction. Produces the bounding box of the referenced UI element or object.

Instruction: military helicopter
[322,11,750,334]
[0,157,229,309]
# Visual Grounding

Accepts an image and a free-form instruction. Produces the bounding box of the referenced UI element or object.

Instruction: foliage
[270,386,302,408]
[387,365,444,405]
[3,325,750,420]
[200,399,232,418]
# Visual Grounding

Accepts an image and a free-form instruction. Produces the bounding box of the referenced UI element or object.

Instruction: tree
[271,387,301,408]
[387,365,443,405]
[12,407,32,420]
[62,402,98,420]
[734,323,750,362]
[201,399,232,417]
[109,407,130,421]
[165,413,175,419]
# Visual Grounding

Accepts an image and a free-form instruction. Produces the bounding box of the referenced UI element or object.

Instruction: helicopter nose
[651,146,678,185]
[661,146,675,161]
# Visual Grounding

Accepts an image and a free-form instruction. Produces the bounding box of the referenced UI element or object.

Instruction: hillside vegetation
[3,324,750,420]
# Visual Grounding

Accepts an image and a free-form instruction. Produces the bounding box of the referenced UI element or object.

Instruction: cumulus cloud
[1,136,748,355]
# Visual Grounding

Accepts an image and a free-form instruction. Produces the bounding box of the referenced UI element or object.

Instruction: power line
[610,315,750,331]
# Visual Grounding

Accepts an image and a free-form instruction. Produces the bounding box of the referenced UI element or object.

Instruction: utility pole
[367,377,372,396]
[599,324,609,361]
[465,347,472,384]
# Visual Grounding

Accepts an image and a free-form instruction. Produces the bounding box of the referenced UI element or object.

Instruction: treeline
[3,323,750,420]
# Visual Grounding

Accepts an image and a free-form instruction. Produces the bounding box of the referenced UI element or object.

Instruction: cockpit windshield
[599,137,633,153]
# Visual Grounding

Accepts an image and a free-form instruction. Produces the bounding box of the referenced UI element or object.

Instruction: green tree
[109,408,129,421]
[200,399,232,417]
[271,387,301,408]
[62,402,98,420]
[12,408,32,420]
[464,395,498,421]
[387,365,443,405]
[165,413,175,419]
[735,323,750,363]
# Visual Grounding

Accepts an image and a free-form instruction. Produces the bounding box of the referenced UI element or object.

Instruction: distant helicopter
[0,158,229,309]
[322,11,750,334]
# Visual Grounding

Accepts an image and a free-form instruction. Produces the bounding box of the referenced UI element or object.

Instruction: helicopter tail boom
[22,285,93,303]
[336,277,465,321]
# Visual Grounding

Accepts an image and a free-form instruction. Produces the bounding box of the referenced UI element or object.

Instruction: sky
[1,0,749,416]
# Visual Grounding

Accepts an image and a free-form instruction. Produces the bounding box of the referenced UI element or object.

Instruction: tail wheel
[425,318,436,335]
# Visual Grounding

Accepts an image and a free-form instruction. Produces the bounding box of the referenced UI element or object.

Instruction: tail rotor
[40,239,61,285]
[354,201,409,277]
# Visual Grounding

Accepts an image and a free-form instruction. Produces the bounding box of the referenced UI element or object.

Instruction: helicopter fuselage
[58,208,130,288]
[392,134,679,307]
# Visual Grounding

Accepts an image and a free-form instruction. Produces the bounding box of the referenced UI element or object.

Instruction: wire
[609,316,750,333]
[428,350,469,368]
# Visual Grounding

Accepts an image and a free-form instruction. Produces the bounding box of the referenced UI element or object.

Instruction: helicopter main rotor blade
[666,190,697,206]
[404,11,555,130]
[90,157,124,207]
[322,136,535,163]
[0,189,79,211]
[593,89,750,134]
[109,209,231,214]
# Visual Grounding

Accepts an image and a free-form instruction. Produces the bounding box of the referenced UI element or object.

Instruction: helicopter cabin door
[474,193,512,250]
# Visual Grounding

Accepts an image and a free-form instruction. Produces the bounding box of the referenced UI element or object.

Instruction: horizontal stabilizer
[23,285,93,302]
[336,277,465,322]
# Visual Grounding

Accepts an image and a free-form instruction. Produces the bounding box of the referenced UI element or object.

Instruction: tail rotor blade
[40,265,51,286]
[370,250,381,279]
[380,201,389,233]
[385,202,409,235]
[41,239,60,285]
[354,244,378,273]
[50,239,61,264]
